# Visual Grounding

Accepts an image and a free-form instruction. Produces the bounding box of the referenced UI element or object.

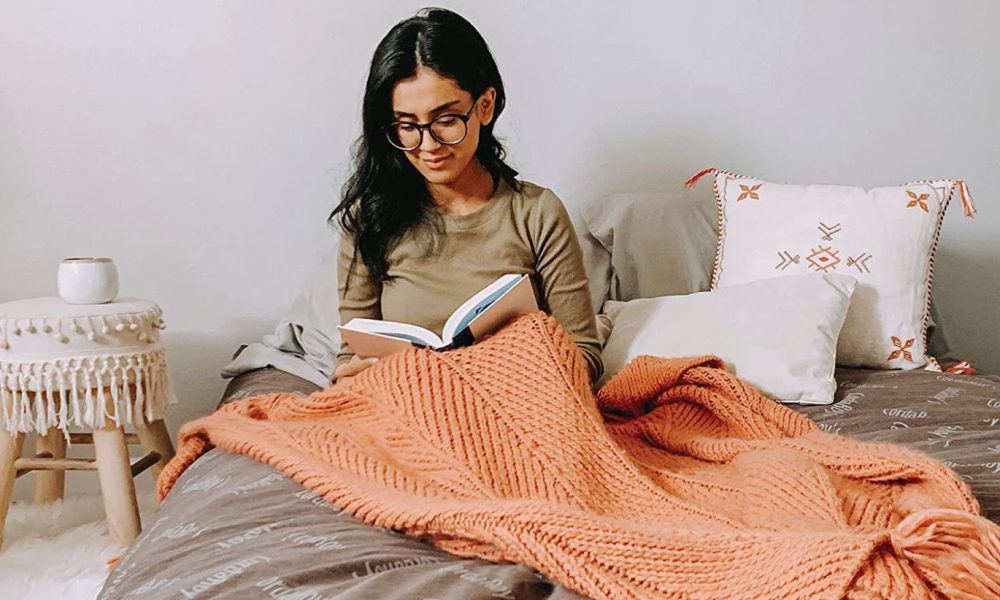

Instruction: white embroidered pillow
[686,168,976,369]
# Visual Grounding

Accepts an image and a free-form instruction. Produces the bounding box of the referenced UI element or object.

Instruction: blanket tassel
[890,508,1000,599]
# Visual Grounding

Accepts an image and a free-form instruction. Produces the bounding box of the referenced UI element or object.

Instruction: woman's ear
[479,87,497,126]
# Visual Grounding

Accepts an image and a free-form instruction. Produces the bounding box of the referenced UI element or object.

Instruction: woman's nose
[419,129,442,151]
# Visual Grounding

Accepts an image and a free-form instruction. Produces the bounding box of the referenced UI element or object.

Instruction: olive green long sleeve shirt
[337,179,603,382]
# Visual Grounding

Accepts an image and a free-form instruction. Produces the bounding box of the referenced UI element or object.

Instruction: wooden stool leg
[0,432,25,551]
[134,418,174,478]
[34,428,66,504]
[93,424,140,546]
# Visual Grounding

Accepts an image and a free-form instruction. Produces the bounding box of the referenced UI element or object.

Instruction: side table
[0,297,177,548]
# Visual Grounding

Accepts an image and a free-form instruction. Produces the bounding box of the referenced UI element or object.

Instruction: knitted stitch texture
[160,313,1000,600]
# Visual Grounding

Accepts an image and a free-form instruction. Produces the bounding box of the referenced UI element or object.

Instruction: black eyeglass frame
[383,98,480,151]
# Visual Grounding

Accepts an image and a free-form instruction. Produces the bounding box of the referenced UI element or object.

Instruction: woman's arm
[335,232,383,370]
[529,189,604,383]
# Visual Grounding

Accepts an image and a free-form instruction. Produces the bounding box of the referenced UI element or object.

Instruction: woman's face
[390,66,495,186]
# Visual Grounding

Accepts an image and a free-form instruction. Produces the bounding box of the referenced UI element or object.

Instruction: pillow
[580,190,952,358]
[600,273,858,404]
[579,229,613,315]
[686,168,975,369]
[580,193,715,306]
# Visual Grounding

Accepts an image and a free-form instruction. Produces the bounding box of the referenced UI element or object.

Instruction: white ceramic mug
[58,257,120,304]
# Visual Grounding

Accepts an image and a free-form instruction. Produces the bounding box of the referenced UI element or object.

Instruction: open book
[338,273,538,358]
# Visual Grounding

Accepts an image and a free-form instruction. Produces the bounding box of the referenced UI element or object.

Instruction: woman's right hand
[332,355,379,383]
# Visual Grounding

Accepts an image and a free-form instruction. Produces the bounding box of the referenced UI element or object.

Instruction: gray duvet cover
[99,366,1000,599]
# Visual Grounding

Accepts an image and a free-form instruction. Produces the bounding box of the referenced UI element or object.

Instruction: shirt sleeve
[529,189,604,383]
[336,232,382,369]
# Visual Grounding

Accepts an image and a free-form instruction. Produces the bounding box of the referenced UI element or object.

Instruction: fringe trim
[684,166,758,290]
[890,508,1000,599]
[0,348,174,437]
[908,179,961,370]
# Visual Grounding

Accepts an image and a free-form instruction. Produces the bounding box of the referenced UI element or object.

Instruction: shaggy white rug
[0,494,157,599]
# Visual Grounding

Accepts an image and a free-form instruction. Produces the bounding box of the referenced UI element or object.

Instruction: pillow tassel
[684,167,716,189]
[956,180,977,218]
[944,360,977,375]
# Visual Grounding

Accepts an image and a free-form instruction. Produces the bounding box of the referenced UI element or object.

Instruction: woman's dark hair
[330,7,520,285]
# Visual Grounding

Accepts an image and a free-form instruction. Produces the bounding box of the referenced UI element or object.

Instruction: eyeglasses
[383,98,479,151]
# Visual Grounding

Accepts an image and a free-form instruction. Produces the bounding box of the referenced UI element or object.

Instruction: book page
[339,318,444,350]
[338,328,417,359]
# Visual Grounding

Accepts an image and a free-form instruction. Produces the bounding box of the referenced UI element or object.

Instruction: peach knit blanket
[159,313,1000,599]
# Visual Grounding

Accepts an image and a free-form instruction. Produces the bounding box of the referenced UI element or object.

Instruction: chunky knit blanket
[160,313,1000,600]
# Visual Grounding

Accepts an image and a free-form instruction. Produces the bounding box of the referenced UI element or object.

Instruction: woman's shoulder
[506,179,573,241]
[508,179,567,216]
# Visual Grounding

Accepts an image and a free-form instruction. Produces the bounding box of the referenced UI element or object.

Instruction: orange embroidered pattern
[906,190,930,213]
[772,223,873,276]
[888,336,915,362]
[774,251,800,271]
[818,222,842,241]
[846,253,872,274]
[737,184,762,201]
[806,245,840,272]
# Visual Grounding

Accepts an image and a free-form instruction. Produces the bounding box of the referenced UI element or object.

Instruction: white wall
[2,0,998,439]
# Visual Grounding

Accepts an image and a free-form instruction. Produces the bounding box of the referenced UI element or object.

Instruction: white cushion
[691,169,974,369]
[600,273,857,404]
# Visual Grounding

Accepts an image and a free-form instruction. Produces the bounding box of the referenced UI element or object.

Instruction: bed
[98,360,999,600]
[99,365,590,600]
[99,189,999,599]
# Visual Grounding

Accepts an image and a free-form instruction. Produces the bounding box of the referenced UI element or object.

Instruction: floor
[0,494,157,599]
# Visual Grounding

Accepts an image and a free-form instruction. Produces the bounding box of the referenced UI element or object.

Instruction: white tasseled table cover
[0,297,175,435]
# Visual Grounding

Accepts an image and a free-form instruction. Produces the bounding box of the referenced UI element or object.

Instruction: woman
[331,8,602,383]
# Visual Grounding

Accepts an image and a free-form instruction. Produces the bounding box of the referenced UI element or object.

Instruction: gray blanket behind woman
[220,247,342,387]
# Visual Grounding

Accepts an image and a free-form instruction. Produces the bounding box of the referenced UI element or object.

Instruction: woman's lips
[423,155,450,169]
